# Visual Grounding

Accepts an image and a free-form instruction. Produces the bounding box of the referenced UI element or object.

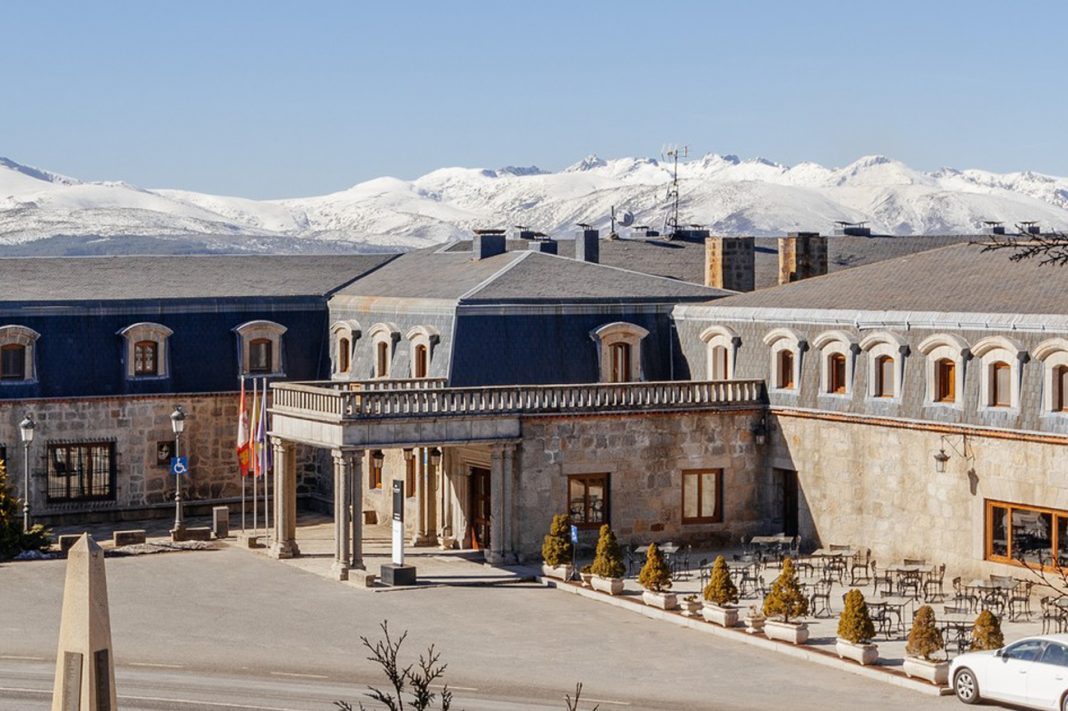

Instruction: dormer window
[763,328,805,393]
[413,344,428,378]
[609,343,633,383]
[249,338,273,374]
[918,334,970,409]
[859,331,908,401]
[0,325,40,384]
[699,325,740,381]
[118,322,172,380]
[1,344,25,380]
[971,335,1026,412]
[591,322,648,383]
[376,341,389,378]
[777,350,795,389]
[873,355,894,398]
[827,353,847,394]
[935,358,956,402]
[338,338,351,373]
[990,361,1011,407]
[1033,338,1068,415]
[405,325,440,380]
[1056,365,1068,412]
[330,320,361,379]
[368,323,400,379]
[813,330,857,397]
[234,320,286,377]
[134,340,159,376]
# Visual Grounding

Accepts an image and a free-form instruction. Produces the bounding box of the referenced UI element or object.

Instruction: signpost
[380,479,416,586]
[570,524,579,581]
[170,456,188,477]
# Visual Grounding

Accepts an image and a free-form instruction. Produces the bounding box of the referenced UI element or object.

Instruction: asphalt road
[0,545,956,711]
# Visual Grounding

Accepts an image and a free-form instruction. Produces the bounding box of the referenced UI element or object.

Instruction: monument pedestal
[380,563,417,587]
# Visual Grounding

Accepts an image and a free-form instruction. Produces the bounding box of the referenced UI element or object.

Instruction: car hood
[950,650,998,668]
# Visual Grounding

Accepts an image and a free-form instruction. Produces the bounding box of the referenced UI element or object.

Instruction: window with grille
[47,442,116,502]
[133,340,159,376]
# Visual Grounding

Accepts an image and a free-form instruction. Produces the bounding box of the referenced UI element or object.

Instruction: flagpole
[261,377,268,540]
[252,377,258,534]
[239,375,246,533]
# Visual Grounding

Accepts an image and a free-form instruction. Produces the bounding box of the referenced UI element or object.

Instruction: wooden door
[468,467,491,550]
[778,468,799,537]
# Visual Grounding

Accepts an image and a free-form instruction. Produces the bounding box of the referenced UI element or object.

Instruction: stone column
[424,448,439,545]
[410,449,428,546]
[487,445,506,564]
[330,449,352,580]
[268,438,300,559]
[502,442,517,560]
[349,449,365,570]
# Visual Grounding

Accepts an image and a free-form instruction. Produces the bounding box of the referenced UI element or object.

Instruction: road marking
[431,682,478,691]
[119,694,304,711]
[582,698,631,707]
[268,670,330,679]
[0,655,45,661]
[129,661,185,668]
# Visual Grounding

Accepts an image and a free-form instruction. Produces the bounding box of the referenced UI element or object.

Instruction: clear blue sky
[3,1,1064,198]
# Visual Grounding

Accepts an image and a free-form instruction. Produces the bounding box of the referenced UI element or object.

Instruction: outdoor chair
[697,559,711,589]
[1041,596,1066,634]
[952,576,978,612]
[1009,579,1034,621]
[941,605,971,655]
[823,555,847,584]
[871,561,894,597]
[849,548,871,585]
[810,579,833,618]
[737,563,763,598]
[866,601,893,639]
[898,570,922,600]
[923,563,946,602]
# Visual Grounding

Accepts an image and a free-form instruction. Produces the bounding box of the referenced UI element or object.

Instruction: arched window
[1056,365,1068,412]
[133,340,159,376]
[405,325,440,379]
[814,330,857,397]
[827,353,847,394]
[700,325,740,381]
[971,335,1026,411]
[591,322,647,383]
[413,344,428,379]
[338,337,351,373]
[0,344,26,380]
[935,358,956,403]
[376,341,390,378]
[873,355,894,398]
[249,338,273,374]
[1033,338,1068,415]
[609,343,633,383]
[763,327,805,393]
[990,361,1011,407]
[710,346,729,380]
[777,349,795,389]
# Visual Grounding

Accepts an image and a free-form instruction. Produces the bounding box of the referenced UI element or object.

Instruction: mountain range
[2,153,1067,254]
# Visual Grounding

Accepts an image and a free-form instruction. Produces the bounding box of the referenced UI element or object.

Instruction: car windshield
[1004,639,1046,662]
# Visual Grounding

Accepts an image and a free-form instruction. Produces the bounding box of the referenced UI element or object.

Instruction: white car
[950,634,1068,709]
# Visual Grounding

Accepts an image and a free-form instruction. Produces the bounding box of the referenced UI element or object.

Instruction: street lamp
[170,405,186,534]
[18,413,35,532]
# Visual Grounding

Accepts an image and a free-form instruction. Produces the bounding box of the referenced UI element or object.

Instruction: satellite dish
[618,210,635,227]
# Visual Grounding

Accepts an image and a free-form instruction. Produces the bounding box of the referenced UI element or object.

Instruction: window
[1003,640,1047,663]
[935,359,956,403]
[369,450,383,489]
[568,473,608,528]
[376,341,389,378]
[700,326,739,381]
[990,361,1011,407]
[249,338,273,374]
[710,346,729,380]
[986,500,1068,569]
[682,469,722,524]
[413,344,428,379]
[338,337,351,373]
[0,344,25,380]
[133,340,158,376]
[1042,643,1068,667]
[827,353,847,394]
[874,355,894,398]
[609,343,632,383]
[1056,365,1068,412]
[1035,338,1068,414]
[405,326,439,380]
[777,350,795,389]
[405,451,416,497]
[47,442,116,502]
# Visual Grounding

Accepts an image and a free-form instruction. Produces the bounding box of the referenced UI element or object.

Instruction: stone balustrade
[271,379,765,422]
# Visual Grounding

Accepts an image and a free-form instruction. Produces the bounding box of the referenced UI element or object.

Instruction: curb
[537,576,953,698]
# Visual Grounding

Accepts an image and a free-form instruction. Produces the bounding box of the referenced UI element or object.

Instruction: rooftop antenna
[661,144,688,239]
[609,206,634,240]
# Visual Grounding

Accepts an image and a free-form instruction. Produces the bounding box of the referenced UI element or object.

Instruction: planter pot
[701,602,740,627]
[679,599,703,617]
[903,656,949,685]
[744,614,765,634]
[591,575,625,595]
[541,563,573,581]
[764,619,810,644]
[580,572,593,587]
[642,590,678,610]
[835,638,879,666]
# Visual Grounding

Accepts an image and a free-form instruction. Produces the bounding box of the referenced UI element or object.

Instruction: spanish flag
[236,377,251,476]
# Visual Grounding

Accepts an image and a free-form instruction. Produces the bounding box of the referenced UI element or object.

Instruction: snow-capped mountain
[3,153,1068,253]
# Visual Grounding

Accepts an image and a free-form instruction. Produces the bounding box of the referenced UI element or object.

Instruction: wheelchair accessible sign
[171,456,189,476]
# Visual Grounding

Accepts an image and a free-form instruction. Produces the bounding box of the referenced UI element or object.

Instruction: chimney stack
[472,229,507,260]
[574,228,600,264]
[705,236,755,291]
[528,239,558,255]
[778,232,828,285]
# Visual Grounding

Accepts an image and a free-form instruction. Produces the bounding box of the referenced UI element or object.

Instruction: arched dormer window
[699,325,741,381]
[591,322,648,383]
[1035,338,1068,414]
[859,331,909,400]
[330,320,361,378]
[763,328,806,392]
[813,330,858,397]
[918,334,970,408]
[368,323,400,379]
[0,325,40,383]
[118,322,173,379]
[972,335,1027,411]
[234,320,286,377]
[405,326,441,379]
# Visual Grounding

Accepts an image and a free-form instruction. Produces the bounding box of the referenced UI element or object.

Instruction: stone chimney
[527,239,558,255]
[705,236,755,291]
[778,232,828,285]
[472,229,507,260]
[574,228,600,264]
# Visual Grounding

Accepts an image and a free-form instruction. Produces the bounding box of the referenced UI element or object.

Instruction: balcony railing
[271,379,765,422]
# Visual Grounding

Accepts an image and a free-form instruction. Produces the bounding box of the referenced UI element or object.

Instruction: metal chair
[849,548,872,585]
[952,576,978,612]
[923,563,946,602]
[871,561,894,597]
[1009,579,1034,621]
[810,579,833,618]
[1041,596,1066,634]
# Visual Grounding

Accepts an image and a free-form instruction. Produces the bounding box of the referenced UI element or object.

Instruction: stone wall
[515,410,767,559]
[771,410,1068,579]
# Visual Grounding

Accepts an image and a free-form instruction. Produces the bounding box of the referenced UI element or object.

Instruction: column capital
[269,435,288,448]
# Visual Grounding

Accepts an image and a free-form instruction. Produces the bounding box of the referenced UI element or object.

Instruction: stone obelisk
[51,534,117,711]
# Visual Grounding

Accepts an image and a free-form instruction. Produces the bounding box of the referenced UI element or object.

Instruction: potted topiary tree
[589,524,625,595]
[903,605,948,684]
[540,513,574,581]
[701,555,740,627]
[761,558,810,643]
[970,609,1004,651]
[638,543,677,610]
[835,589,878,665]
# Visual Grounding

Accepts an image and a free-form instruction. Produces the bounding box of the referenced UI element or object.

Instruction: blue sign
[171,456,188,476]
[570,525,579,544]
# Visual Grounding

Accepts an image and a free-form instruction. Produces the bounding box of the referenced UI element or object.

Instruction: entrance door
[468,467,491,550]
[777,468,799,537]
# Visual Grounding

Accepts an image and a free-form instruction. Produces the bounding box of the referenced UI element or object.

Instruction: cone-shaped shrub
[703,555,739,606]
[590,524,625,579]
[638,543,672,592]
[905,605,944,661]
[0,458,50,561]
[837,589,876,644]
[540,513,573,567]
[762,558,808,623]
[970,609,1004,651]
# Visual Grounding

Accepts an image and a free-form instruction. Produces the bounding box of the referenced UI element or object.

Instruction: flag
[236,377,251,476]
[257,377,269,477]
[249,377,260,479]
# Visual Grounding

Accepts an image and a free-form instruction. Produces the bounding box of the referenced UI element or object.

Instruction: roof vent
[472,229,507,260]
[1020,221,1042,235]
[833,221,871,237]
[982,220,1006,235]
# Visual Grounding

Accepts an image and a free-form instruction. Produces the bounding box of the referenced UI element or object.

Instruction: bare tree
[564,682,599,711]
[980,224,1068,266]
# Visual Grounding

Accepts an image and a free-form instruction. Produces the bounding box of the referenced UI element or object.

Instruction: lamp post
[18,413,35,532]
[170,405,186,534]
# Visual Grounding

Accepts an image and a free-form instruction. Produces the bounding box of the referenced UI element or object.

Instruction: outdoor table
[750,535,793,546]
[938,614,974,655]
[968,579,1013,613]
[872,597,911,638]
[887,563,934,598]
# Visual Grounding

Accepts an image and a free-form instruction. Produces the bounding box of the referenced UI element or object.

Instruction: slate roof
[336,247,727,303]
[706,242,1068,315]
[0,254,396,302]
